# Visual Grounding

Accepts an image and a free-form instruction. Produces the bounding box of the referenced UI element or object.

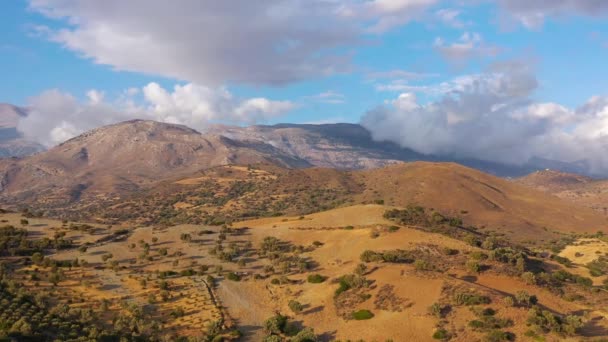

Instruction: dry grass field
[3,199,607,341]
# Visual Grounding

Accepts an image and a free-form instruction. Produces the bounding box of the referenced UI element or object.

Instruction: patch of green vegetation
[453,292,491,306]
[351,309,374,320]
[334,274,368,296]
[226,272,241,281]
[526,307,583,336]
[307,274,327,284]
[432,328,450,340]
[360,249,415,263]
[586,256,608,277]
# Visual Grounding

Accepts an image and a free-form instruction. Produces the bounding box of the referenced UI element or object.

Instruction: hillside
[72,162,608,247]
[516,170,608,215]
[356,163,607,243]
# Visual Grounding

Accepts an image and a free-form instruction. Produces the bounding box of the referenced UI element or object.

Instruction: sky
[2,0,608,171]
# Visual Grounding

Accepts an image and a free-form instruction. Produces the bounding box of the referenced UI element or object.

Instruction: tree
[521,272,537,285]
[31,252,44,265]
[515,291,537,307]
[466,260,481,273]
[291,327,317,342]
[288,300,303,314]
[354,263,367,276]
[264,314,287,335]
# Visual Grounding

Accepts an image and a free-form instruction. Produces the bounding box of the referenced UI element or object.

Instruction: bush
[432,328,449,340]
[484,330,514,342]
[502,296,515,307]
[515,291,537,307]
[414,259,431,271]
[288,300,303,314]
[307,274,327,284]
[526,307,583,336]
[466,260,481,273]
[351,309,374,320]
[264,314,288,334]
[291,327,317,342]
[335,274,368,296]
[453,292,491,306]
[226,272,241,281]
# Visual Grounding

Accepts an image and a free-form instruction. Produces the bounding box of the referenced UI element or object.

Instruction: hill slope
[78,162,608,245]
[516,170,608,215]
[356,163,607,242]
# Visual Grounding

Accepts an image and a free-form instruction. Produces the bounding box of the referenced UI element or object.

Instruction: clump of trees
[263,313,317,341]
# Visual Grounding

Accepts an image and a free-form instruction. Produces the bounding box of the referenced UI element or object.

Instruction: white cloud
[361,64,608,173]
[18,83,295,147]
[338,0,438,33]
[28,0,437,86]
[499,0,608,29]
[435,8,467,28]
[434,32,501,62]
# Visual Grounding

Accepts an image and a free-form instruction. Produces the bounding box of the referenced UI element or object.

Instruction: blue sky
[4,0,608,171]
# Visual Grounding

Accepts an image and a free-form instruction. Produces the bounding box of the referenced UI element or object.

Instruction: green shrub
[453,292,491,306]
[288,300,304,314]
[226,272,241,281]
[307,274,327,283]
[432,328,449,340]
[264,314,288,334]
[483,330,514,342]
[351,309,374,320]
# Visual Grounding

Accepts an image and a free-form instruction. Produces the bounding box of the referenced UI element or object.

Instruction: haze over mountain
[0,104,44,158]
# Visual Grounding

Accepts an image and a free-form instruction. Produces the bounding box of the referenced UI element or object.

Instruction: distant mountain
[0,103,45,158]
[0,120,308,206]
[208,123,583,177]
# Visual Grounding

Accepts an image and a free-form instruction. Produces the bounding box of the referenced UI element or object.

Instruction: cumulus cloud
[361,64,608,173]
[499,0,608,29]
[18,84,295,147]
[28,0,437,85]
[434,32,501,63]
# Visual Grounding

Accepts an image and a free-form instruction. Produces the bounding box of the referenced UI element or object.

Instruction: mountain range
[1,102,595,175]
